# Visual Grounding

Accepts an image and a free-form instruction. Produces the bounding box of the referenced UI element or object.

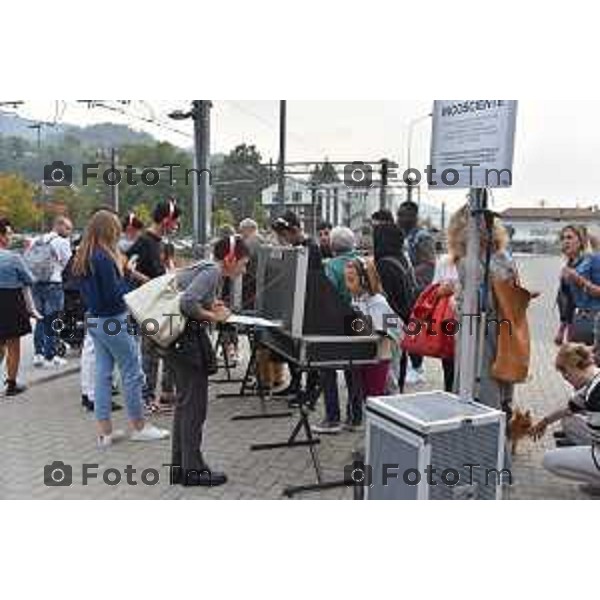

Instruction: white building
[261,178,410,233]
[501,207,600,251]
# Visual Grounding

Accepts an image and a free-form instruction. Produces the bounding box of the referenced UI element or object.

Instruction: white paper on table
[226,315,283,328]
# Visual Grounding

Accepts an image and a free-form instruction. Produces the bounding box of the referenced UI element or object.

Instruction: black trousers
[165,354,209,472]
[441,357,455,393]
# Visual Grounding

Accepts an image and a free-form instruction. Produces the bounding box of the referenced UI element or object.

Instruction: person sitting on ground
[345,257,403,412]
[532,343,600,492]
[164,235,250,487]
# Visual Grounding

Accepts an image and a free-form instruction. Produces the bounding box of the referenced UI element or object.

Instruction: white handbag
[124,272,187,348]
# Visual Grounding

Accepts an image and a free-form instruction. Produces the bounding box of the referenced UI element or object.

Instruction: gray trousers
[141,336,176,401]
[165,354,208,472]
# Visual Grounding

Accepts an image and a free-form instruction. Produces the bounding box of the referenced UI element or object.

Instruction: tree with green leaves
[310,158,340,185]
[0,173,41,230]
[213,144,273,222]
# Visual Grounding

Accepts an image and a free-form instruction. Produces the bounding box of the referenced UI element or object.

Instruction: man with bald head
[30,215,73,368]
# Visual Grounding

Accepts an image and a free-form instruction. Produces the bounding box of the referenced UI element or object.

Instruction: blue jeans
[33,283,64,360]
[321,369,358,424]
[87,313,144,422]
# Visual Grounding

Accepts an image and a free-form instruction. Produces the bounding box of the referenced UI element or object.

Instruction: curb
[29,366,80,388]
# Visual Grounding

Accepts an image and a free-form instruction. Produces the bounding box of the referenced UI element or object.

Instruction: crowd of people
[2,196,600,493]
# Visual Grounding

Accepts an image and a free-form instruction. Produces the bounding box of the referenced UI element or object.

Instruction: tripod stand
[218,327,293,421]
[210,324,245,385]
[250,363,353,498]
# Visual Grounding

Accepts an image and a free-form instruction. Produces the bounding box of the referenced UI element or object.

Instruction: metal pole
[441,201,446,232]
[406,113,432,204]
[110,148,117,211]
[193,100,212,257]
[277,100,287,214]
[380,159,388,210]
[458,188,486,401]
[406,126,414,204]
[112,148,120,213]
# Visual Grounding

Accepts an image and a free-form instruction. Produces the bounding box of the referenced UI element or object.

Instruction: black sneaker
[556,439,578,448]
[171,467,227,487]
[184,470,228,487]
[274,386,298,398]
[5,381,27,397]
[111,402,123,412]
[81,395,94,412]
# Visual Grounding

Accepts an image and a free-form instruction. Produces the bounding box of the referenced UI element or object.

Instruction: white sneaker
[129,424,170,442]
[96,430,126,450]
[32,354,45,368]
[405,368,420,386]
[44,357,67,368]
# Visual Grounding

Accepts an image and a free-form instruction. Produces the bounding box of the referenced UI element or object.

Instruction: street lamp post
[406,113,432,204]
[169,101,212,257]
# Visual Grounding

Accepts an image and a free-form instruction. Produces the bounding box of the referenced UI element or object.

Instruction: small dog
[510,408,534,454]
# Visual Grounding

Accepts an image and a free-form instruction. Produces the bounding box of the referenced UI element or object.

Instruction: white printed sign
[429,100,518,189]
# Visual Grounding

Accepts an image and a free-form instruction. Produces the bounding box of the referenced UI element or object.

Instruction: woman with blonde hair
[555,225,600,358]
[73,210,169,448]
[447,204,520,420]
[532,343,600,446]
[344,257,403,422]
[532,343,600,491]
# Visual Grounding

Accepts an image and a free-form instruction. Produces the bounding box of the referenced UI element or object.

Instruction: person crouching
[532,343,600,491]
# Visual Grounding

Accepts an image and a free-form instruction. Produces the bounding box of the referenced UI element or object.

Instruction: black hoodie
[373,224,418,321]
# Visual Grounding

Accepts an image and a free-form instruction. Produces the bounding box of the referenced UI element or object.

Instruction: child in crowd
[532,344,600,489]
[344,257,403,404]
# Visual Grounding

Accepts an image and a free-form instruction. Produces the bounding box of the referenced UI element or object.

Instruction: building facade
[501,207,600,252]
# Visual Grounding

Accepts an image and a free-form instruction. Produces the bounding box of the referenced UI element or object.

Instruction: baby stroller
[55,249,86,357]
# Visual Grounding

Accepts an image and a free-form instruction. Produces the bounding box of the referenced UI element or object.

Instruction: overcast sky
[4,100,599,212]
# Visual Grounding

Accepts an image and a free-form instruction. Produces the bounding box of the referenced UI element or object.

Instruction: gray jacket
[176,261,222,319]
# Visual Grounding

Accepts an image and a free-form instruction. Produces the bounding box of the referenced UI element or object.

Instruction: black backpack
[377,255,419,322]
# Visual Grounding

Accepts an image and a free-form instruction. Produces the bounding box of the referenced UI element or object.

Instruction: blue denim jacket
[0,249,34,289]
[568,253,600,310]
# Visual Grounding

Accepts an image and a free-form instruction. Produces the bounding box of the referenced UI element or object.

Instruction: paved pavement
[0,255,592,499]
